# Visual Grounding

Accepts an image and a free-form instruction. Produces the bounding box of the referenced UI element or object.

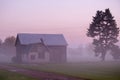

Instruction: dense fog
[0,41,116,63]
[67,44,114,62]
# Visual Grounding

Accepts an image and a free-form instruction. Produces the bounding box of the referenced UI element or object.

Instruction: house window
[31,55,35,60]
[38,52,45,59]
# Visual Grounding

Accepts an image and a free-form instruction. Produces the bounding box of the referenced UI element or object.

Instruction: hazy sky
[0,0,120,47]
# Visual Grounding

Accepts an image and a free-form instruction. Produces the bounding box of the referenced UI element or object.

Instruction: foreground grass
[0,69,37,80]
[9,61,120,80]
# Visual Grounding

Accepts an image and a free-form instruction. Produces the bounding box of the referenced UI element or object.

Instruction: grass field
[0,69,37,80]
[9,61,120,80]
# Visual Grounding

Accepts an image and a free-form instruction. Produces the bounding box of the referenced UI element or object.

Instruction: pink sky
[0,0,120,47]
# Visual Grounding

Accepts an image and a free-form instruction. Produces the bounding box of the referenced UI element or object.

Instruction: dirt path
[0,64,89,80]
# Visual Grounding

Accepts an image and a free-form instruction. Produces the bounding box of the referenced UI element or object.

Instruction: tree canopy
[87,9,119,60]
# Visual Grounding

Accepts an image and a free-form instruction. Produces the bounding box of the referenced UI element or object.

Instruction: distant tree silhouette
[3,36,16,46]
[86,43,94,55]
[87,9,119,61]
[110,45,120,60]
[0,39,2,45]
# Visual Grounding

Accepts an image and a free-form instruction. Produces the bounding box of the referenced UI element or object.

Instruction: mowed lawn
[9,61,120,80]
[0,69,37,80]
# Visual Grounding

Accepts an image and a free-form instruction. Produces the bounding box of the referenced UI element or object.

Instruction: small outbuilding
[15,33,68,63]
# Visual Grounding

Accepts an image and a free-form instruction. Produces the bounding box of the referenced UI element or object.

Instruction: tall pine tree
[87,9,119,61]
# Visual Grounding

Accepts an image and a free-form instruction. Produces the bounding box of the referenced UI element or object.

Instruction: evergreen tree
[87,9,119,61]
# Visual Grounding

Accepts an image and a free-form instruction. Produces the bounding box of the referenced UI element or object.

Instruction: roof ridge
[17,33,68,46]
[18,33,63,35]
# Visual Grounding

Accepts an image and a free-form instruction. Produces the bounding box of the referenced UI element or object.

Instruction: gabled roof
[16,33,68,46]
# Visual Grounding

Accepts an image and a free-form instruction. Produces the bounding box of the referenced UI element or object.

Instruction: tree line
[0,36,16,62]
[0,36,16,46]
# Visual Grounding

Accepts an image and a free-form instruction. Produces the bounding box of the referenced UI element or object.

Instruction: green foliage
[87,8,119,60]
[0,70,37,80]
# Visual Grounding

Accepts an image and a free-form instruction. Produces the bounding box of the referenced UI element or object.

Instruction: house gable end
[15,35,21,46]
